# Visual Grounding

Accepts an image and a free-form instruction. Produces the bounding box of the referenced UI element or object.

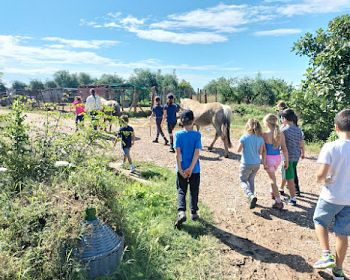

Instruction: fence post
[215,89,218,102]
[204,90,207,103]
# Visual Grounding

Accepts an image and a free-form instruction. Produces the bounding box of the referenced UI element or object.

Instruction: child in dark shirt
[151,96,168,144]
[115,115,135,172]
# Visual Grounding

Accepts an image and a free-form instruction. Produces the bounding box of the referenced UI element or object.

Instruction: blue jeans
[239,164,260,198]
[176,173,200,213]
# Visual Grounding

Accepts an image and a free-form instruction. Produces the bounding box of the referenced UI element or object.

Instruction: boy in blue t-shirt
[173,110,202,228]
[151,96,168,145]
[163,94,179,153]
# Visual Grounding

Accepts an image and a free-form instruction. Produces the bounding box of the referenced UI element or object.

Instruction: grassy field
[0,103,222,280]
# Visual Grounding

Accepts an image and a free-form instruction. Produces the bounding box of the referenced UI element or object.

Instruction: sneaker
[313,254,336,269]
[130,165,136,173]
[152,139,159,143]
[288,198,297,206]
[327,267,345,280]
[249,195,257,209]
[174,211,186,228]
[272,201,284,210]
[191,212,199,221]
[169,147,175,153]
[164,139,169,145]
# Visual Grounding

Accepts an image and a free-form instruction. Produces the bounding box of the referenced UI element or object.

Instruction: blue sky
[0,0,349,89]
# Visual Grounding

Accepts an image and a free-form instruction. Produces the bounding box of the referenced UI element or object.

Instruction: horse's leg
[208,133,219,151]
[221,134,229,158]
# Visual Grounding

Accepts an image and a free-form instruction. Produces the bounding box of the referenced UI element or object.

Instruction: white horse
[180,98,232,158]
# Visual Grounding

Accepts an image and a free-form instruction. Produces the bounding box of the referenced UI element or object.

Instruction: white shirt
[317,139,350,205]
[85,95,102,111]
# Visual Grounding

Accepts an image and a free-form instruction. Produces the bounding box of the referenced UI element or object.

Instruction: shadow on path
[181,219,313,273]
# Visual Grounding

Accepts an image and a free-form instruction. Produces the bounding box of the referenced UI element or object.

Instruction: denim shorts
[313,198,350,236]
[122,147,130,156]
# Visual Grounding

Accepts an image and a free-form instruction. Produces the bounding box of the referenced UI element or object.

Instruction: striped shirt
[282,124,303,161]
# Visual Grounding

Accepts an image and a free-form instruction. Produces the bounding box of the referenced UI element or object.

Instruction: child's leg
[335,235,348,268]
[287,179,296,197]
[247,165,260,195]
[294,161,300,193]
[127,154,132,165]
[315,224,330,251]
[267,171,280,201]
[239,165,253,197]
[285,161,296,198]
[189,173,200,214]
[176,173,188,211]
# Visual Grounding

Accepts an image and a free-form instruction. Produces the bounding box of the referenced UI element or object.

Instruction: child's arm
[183,149,200,178]
[280,133,289,169]
[300,139,305,159]
[176,148,186,178]
[317,163,330,184]
[237,143,243,153]
[260,143,267,168]
[131,131,135,146]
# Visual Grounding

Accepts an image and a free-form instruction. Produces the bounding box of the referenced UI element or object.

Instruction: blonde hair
[245,119,262,136]
[263,114,281,148]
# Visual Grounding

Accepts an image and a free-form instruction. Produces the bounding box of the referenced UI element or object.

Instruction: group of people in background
[238,104,305,210]
[70,89,349,279]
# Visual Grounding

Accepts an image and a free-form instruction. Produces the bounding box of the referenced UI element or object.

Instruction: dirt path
[129,118,349,280]
[2,109,348,279]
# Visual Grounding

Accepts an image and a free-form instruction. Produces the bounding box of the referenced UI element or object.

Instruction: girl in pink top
[72,96,85,128]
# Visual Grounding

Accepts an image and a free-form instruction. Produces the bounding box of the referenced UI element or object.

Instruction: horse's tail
[223,105,232,148]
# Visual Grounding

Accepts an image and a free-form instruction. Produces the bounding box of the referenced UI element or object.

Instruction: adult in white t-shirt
[85,88,102,130]
[312,109,350,279]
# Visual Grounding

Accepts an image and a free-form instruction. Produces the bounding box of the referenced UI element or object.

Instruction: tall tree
[178,79,195,98]
[12,81,27,92]
[292,15,350,140]
[77,72,94,85]
[53,70,79,88]
[28,80,44,93]
[0,72,6,93]
[44,80,58,89]
[98,74,124,85]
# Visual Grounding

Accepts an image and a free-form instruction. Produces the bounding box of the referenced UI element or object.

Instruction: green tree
[292,15,350,140]
[0,73,6,93]
[44,80,58,89]
[97,73,124,85]
[77,72,94,85]
[53,70,79,88]
[252,74,276,105]
[178,79,195,98]
[12,81,27,92]
[28,79,44,93]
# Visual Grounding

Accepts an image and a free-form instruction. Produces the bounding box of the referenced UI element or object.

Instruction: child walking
[237,119,265,209]
[116,115,135,172]
[72,96,85,129]
[313,109,350,280]
[174,110,202,228]
[163,94,179,153]
[151,96,169,144]
[262,114,289,210]
[281,109,304,206]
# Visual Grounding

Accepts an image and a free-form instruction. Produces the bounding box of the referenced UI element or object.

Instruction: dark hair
[335,109,350,132]
[90,88,96,95]
[167,94,174,99]
[120,115,129,123]
[281,108,297,122]
[155,96,161,102]
[180,110,194,126]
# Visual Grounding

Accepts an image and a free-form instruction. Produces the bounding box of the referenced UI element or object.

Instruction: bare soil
[2,109,349,280]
